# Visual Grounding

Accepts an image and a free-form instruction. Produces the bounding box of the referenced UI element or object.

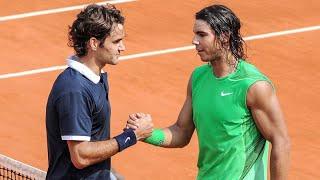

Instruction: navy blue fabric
[46,68,111,180]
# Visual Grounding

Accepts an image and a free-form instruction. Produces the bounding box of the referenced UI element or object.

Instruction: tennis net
[0,154,46,180]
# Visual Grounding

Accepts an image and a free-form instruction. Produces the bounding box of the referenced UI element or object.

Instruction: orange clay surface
[0,0,319,179]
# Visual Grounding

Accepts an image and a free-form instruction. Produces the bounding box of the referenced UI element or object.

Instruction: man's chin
[199,56,209,62]
[110,59,120,65]
[106,57,120,65]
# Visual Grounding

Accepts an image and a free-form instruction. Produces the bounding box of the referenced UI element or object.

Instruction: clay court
[0,0,319,179]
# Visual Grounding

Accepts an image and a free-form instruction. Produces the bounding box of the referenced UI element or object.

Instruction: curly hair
[196,5,246,60]
[68,4,125,57]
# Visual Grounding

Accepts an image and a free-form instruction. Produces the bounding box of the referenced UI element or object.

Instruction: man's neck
[79,55,102,76]
[210,53,237,78]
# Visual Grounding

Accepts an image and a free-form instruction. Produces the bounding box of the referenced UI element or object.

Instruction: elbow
[283,137,291,153]
[170,124,194,148]
[70,154,89,169]
[177,143,187,148]
[272,135,291,154]
[177,139,191,148]
[67,141,92,169]
[176,133,192,148]
[280,135,291,153]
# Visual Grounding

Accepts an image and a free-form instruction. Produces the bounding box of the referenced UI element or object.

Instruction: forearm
[69,139,119,169]
[141,82,194,148]
[270,139,291,180]
[69,130,137,169]
[144,124,194,148]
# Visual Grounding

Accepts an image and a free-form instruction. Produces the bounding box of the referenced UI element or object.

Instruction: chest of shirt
[76,80,110,140]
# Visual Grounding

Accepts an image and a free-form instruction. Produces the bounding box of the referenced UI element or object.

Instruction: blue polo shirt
[46,56,111,179]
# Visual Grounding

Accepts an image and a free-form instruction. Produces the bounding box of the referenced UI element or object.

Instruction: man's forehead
[116,23,124,30]
[193,20,211,32]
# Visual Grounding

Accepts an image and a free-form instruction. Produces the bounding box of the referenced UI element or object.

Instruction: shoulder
[240,60,263,75]
[233,60,273,86]
[56,68,89,88]
[247,80,274,108]
[51,68,90,99]
[192,64,211,75]
[191,64,211,82]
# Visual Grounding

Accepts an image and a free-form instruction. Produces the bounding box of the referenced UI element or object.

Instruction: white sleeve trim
[61,135,91,141]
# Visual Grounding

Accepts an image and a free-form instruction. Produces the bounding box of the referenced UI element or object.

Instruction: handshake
[125,113,154,141]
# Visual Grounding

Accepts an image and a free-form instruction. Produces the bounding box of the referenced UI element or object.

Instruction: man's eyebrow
[112,37,123,42]
[194,30,208,34]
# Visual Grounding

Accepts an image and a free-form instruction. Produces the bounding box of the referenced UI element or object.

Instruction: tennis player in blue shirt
[45,4,153,179]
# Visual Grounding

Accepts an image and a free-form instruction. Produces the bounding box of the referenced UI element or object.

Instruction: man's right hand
[126,113,153,141]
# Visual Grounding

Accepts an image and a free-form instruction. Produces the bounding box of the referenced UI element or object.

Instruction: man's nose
[192,37,199,45]
[119,41,125,51]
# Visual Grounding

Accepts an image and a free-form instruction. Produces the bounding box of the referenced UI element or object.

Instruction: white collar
[67,55,101,84]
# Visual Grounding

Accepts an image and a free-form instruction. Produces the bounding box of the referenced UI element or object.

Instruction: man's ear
[88,37,99,51]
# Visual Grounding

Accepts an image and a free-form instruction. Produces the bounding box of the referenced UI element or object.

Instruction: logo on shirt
[125,137,131,143]
[221,91,233,96]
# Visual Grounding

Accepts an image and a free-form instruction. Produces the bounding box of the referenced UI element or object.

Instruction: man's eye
[113,40,121,43]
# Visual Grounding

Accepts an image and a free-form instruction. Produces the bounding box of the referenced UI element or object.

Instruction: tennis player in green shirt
[127,4,291,180]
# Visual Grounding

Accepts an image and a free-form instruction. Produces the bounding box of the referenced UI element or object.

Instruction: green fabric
[243,142,269,180]
[191,60,271,179]
[143,128,165,146]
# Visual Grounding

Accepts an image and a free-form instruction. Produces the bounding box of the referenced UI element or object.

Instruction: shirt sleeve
[55,91,92,141]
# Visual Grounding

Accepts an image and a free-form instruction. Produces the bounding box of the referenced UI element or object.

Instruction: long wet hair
[195,4,246,60]
[68,4,125,57]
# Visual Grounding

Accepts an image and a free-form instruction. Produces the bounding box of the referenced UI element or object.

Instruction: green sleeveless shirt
[192,60,271,180]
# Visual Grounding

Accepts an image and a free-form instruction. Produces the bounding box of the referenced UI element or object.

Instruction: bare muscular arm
[247,81,291,180]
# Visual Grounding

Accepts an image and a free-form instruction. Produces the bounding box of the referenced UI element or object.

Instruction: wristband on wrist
[114,128,137,152]
[143,128,165,146]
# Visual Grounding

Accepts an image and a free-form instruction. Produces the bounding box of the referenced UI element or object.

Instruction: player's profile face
[97,23,126,65]
[192,20,222,62]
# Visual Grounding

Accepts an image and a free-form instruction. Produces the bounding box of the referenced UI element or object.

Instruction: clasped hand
[125,113,153,140]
